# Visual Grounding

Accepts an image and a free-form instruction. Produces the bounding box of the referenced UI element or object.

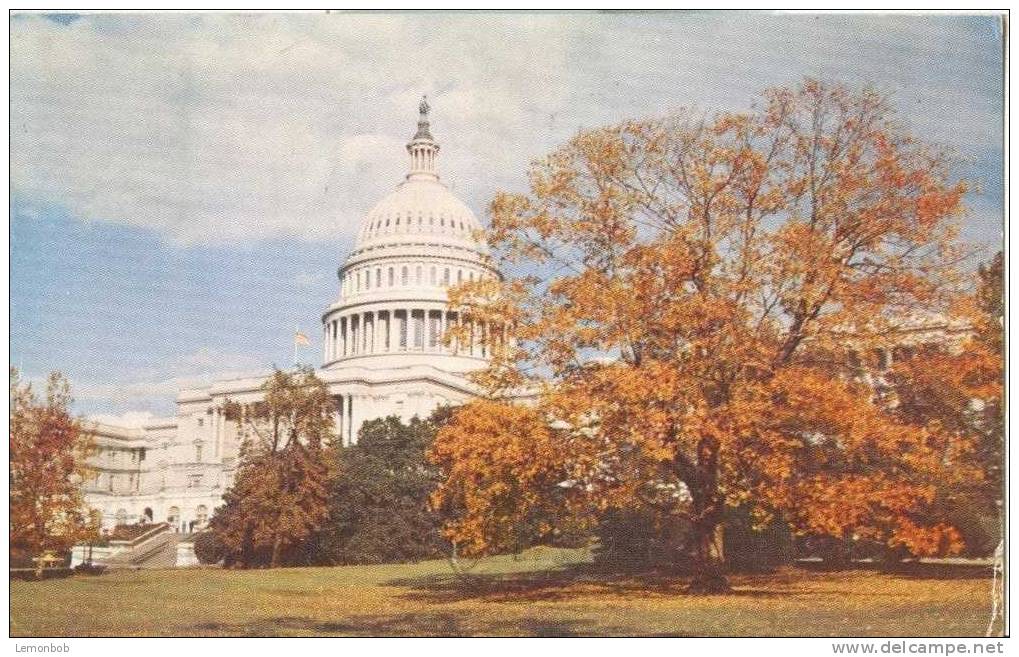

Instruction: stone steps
[103,531,181,569]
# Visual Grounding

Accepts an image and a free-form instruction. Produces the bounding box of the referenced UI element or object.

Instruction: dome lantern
[406,95,440,181]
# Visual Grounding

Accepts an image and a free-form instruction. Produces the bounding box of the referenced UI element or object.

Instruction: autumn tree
[433,79,991,591]
[883,251,1003,556]
[210,366,334,568]
[10,367,97,559]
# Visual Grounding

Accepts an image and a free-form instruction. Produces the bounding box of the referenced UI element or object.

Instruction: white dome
[355,177,486,253]
[320,97,500,374]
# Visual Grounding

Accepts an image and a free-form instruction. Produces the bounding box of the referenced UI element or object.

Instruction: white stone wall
[84,368,481,529]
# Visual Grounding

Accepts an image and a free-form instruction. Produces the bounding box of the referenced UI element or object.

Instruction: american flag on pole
[293,326,310,366]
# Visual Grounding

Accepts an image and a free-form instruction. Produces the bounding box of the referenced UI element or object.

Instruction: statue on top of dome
[412,94,434,143]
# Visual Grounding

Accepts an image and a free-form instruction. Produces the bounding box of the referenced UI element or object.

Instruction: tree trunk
[270,532,283,568]
[689,521,728,593]
[241,524,254,568]
[687,435,730,593]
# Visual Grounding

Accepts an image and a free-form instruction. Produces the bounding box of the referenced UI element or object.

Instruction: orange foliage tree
[430,79,997,591]
[10,367,97,558]
[211,367,334,568]
[883,252,1003,555]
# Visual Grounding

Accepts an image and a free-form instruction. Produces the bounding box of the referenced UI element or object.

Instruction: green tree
[10,368,97,559]
[210,367,335,568]
[306,410,450,565]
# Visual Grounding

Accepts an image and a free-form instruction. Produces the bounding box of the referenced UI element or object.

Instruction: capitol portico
[83,98,500,534]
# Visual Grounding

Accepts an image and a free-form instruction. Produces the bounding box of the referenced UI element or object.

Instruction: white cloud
[88,410,155,428]
[293,271,326,287]
[10,13,1002,247]
[73,347,268,413]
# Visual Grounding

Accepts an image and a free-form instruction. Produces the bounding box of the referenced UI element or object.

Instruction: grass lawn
[10,547,1001,637]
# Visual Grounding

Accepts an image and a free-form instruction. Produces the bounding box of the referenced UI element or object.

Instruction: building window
[457,269,463,283]
[443,268,450,285]
[195,443,203,463]
[388,267,394,286]
[108,475,115,492]
[398,311,408,349]
[139,448,146,461]
[416,266,422,285]
[376,268,381,288]
[401,266,408,285]
[187,474,202,489]
[430,266,436,285]
[196,505,208,526]
[356,271,361,291]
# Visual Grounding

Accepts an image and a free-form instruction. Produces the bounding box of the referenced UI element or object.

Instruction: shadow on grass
[386,560,995,606]
[190,612,638,637]
[385,561,784,605]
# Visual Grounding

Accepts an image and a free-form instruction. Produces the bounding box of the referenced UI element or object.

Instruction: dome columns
[323,303,497,366]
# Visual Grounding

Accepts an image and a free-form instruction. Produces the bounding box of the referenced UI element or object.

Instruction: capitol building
[82,99,499,534]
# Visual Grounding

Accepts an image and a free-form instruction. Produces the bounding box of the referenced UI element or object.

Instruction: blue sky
[10,12,1005,421]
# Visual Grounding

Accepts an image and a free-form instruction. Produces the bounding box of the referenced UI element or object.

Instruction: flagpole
[293,324,299,368]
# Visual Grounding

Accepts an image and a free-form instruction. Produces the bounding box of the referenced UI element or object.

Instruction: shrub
[193,531,225,565]
[723,507,794,572]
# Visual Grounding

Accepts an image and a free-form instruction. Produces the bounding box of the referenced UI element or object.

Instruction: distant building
[83,98,500,533]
